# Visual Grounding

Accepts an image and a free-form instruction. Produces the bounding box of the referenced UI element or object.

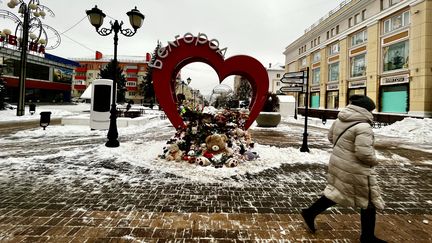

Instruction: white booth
[90,79,113,130]
[277,95,296,118]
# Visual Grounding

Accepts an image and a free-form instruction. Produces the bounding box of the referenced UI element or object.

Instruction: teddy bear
[203,134,233,158]
[165,143,183,162]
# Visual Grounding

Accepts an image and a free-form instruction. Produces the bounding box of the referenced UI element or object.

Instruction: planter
[256,112,281,127]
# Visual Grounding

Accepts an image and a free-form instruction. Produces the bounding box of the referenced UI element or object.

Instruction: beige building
[283,0,431,119]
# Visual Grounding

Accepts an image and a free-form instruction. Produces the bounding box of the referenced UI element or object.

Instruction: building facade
[1,33,79,103]
[283,0,431,118]
[266,63,286,94]
[72,52,150,104]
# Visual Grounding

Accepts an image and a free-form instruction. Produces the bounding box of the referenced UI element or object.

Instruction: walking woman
[301,95,386,243]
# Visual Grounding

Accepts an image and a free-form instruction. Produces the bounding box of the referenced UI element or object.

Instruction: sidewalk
[0,120,431,242]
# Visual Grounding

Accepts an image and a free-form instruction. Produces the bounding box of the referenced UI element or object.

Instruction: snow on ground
[0,104,431,187]
[373,117,432,144]
[0,103,90,122]
[0,118,331,186]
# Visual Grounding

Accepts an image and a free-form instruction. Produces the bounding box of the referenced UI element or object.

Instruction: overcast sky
[2,0,341,95]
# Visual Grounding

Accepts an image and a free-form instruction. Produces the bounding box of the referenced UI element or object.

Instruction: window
[329,43,340,55]
[312,68,321,85]
[129,92,136,96]
[318,37,320,44]
[276,81,280,87]
[311,41,314,48]
[326,91,339,109]
[311,93,320,108]
[391,0,402,5]
[327,31,330,39]
[349,17,353,27]
[351,54,366,77]
[383,11,410,34]
[301,57,307,67]
[336,25,339,35]
[355,14,361,24]
[383,40,409,72]
[313,52,321,63]
[331,28,335,37]
[126,82,137,87]
[351,30,367,46]
[362,9,367,20]
[276,73,281,78]
[328,62,339,81]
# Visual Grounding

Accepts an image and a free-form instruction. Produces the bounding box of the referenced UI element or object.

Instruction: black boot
[360,204,387,243]
[301,196,336,233]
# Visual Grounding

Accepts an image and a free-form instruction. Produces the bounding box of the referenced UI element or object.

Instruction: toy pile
[159,107,259,168]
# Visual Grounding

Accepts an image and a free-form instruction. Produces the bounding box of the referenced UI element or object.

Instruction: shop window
[381,85,408,113]
[351,30,367,46]
[312,68,321,85]
[326,91,339,109]
[348,89,366,104]
[383,11,410,34]
[328,62,340,82]
[351,54,366,77]
[383,40,409,72]
[311,93,320,108]
[299,93,306,107]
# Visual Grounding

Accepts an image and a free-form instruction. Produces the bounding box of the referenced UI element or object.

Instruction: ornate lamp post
[86,5,144,148]
[2,0,60,116]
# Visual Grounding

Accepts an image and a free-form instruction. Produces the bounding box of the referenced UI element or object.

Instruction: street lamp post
[86,5,144,148]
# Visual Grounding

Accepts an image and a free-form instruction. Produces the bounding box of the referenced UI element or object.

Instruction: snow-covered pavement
[0,104,431,241]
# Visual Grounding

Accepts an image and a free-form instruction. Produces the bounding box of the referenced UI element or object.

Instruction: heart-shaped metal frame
[152,37,269,129]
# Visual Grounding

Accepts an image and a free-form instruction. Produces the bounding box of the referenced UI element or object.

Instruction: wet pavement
[0,119,431,242]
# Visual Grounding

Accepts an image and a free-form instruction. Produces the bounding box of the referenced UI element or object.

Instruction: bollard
[29,103,36,115]
[40,111,52,130]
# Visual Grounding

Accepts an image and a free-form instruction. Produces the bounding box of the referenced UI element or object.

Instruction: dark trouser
[303,196,386,242]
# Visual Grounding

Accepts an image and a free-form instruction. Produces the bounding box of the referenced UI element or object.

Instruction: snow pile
[0,103,90,122]
[374,118,432,144]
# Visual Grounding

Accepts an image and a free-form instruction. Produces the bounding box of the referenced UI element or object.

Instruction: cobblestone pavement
[0,120,431,242]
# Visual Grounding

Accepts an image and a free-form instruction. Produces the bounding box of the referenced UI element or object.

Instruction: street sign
[283,71,308,78]
[280,77,304,84]
[279,86,303,92]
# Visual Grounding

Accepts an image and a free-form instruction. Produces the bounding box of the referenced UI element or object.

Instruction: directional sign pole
[294,93,298,120]
[300,67,310,152]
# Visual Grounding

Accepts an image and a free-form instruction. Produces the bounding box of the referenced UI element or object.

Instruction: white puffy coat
[323,105,385,209]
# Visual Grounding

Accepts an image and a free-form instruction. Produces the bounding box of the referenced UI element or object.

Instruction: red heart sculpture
[152,36,269,129]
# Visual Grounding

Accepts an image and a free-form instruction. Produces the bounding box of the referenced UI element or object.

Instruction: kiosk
[90,79,113,130]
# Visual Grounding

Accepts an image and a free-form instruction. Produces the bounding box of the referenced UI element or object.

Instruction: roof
[44,53,80,67]
[72,55,148,63]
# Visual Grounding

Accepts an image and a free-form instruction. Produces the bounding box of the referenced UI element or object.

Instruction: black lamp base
[105,139,120,147]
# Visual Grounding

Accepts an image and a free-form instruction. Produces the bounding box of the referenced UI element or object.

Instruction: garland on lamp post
[1,0,60,116]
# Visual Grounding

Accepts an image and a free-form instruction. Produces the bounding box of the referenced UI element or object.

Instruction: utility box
[90,79,113,130]
[277,95,296,118]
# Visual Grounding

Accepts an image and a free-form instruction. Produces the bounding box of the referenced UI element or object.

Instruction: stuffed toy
[225,158,239,167]
[196,156,211,166]
[204,134,233,158]
[165,143,183,162]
